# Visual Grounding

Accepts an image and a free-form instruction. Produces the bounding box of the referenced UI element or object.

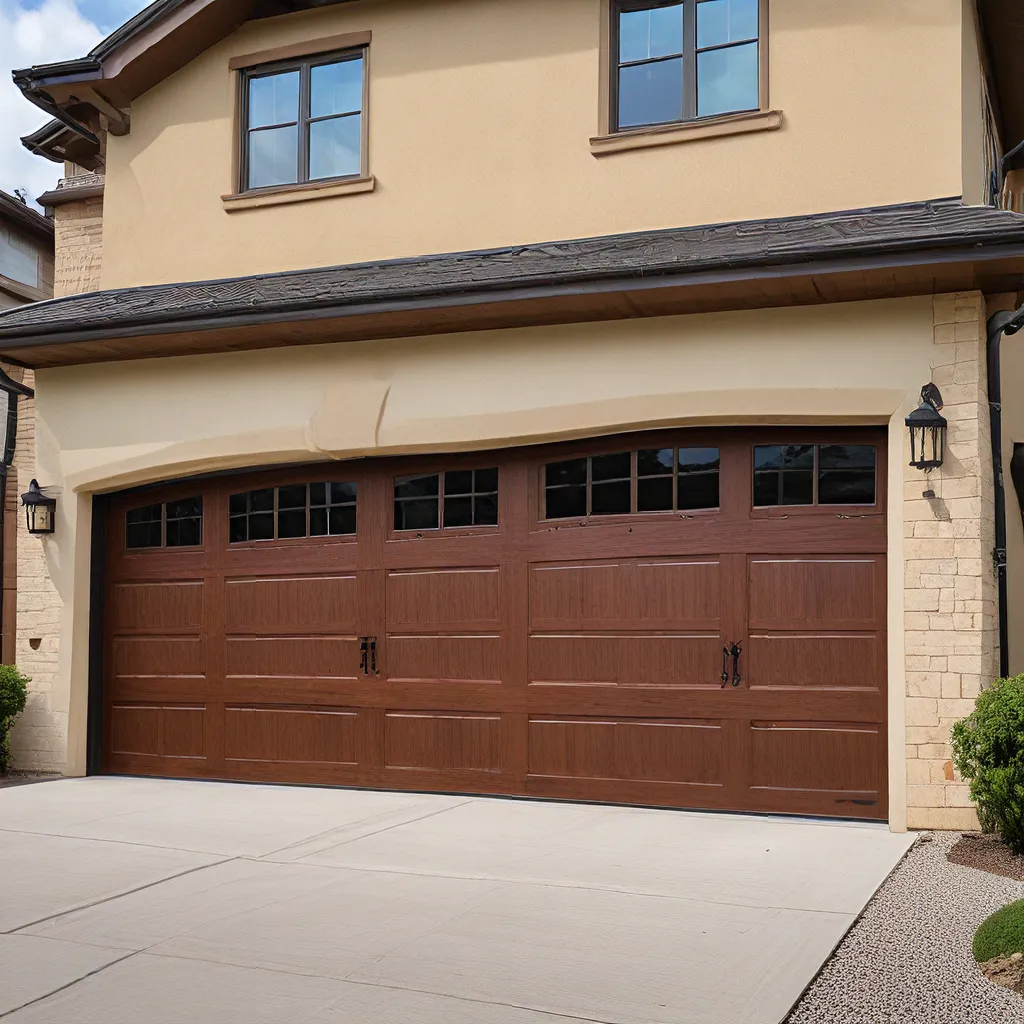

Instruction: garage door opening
[98,427,888,819]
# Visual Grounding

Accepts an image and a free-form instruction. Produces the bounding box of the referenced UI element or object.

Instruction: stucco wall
[99,0,967,289]
[961,0,988,207]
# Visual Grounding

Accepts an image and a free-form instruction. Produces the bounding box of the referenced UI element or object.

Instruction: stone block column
[904,292,998,830]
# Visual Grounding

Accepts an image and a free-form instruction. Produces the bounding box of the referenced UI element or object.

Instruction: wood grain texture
[101,425,889,818]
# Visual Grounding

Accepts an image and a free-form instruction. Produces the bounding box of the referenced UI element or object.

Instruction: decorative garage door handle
[720,643,742,688]
[359,637,380,676]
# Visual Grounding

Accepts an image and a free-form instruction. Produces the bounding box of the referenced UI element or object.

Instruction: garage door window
[394,469,499,531]
[125,497,203,549]
[753,444,876,507]
[545,447,719,519]
[229,482,357,542]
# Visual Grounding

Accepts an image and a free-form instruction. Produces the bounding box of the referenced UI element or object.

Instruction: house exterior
[0,191,52,753]
[3,0,1024,831]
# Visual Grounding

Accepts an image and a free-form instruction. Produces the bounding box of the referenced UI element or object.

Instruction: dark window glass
[329,505,357,535]
[248,512,275,541]
[678,448,720,510]
[614,0,759,131]
[546,459,587,487]
[331,481,358,504]
[396,474,439,499]
[128,498,203,549]
[475,492,499,526]
[251,488,274,512]
[444,496,473,528]
[166,496,203,547]
[638,448,674,476]
[278,507,307,539]
[818,445,876,505]
[753,444,877,507]
[546,484,587,520]
[638,476,674,512]
[592,452,631,481]
[278,484,306,509]
[244,53,364,192]
[395,469,498,530]
[395,498,439,531]
[125,504,162,549]
[230,482,355,542]
[442,467,500,528]
[444,470,475,496]
[592,480,631,516]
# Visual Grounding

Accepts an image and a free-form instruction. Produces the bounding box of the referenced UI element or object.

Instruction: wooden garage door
[102,427,888,819]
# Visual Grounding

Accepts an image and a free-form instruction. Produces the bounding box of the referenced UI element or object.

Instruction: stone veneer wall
[8,371,67,772]
[904,292,999,830]
[8,177,104,772]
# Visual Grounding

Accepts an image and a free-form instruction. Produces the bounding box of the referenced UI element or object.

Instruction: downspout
[986,304,1024,678]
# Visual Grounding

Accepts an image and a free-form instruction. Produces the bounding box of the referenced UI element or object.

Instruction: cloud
[0,0,105,203]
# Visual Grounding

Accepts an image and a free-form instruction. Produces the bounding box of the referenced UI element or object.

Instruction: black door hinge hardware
[359,637,369,675]
[370,636,379,676]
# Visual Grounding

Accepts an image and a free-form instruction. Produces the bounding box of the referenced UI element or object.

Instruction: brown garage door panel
[109,703,206,759]
[109,580,203,632]
[383,711,505,773]
[386,568,502,630]
[529,559,721,630]
[224,636,362,681]
[528,634,723,688]
[527,717,724,786]
[225,574,360,633]
[749,721,882,806]
[748,557,885,630]
[224,705,364,765]
[386,635,502,683]
[746,635,884,690]
[113,636,205,680]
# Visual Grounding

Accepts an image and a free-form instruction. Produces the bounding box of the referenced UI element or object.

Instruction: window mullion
[683,0,698,120]
[299,63,311,184]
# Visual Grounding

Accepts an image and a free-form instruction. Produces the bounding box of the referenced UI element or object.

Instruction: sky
[0,0,147,203]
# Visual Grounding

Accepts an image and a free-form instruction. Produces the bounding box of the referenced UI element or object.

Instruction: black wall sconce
[906,383,947,471]
[21,479,56,535]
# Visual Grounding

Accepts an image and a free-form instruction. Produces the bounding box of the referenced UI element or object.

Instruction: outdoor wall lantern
[21,480,56,535]
[906,383,947,471]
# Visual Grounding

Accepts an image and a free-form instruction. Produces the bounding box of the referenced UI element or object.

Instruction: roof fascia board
[1,242,1022,351]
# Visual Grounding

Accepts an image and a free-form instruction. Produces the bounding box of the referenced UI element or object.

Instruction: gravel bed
[786,831,1024,1024]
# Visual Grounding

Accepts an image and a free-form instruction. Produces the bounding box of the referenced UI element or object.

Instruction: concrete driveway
[0,778,914,1024]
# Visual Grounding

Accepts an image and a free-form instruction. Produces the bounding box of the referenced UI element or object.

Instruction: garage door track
[0,778,914,1023]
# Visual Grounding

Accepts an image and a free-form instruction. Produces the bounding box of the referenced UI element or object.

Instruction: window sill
[590,109,784,156]
[221,175,375,211]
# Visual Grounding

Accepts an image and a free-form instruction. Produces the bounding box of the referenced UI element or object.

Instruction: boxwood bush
[974,900,1024,963]
[952,674,1024,854]
[0,664,29,775]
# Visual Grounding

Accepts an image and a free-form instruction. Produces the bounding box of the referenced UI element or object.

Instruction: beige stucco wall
[961,0,988,207]
[22,294,991,833]
[99,0,967,289]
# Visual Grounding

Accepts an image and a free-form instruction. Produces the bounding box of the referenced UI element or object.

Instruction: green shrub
[0,664,30,775]
[974,900,1024,962]
[952,674,1024,854]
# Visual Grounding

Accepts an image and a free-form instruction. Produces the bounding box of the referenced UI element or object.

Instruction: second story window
[613,0,760,131]
[242,48,366,192]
